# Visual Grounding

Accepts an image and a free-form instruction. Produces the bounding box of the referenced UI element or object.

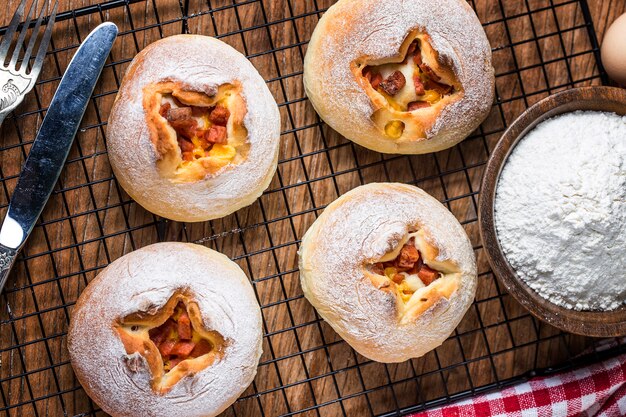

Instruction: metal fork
[0,0,58,124]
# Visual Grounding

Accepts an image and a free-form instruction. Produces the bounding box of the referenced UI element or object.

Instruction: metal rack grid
[0,0,622,416]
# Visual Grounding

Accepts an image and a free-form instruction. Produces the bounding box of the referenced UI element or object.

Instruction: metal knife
[0,22,118,293]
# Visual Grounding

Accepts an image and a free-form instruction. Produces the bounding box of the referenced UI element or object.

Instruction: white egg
[601,13,626,85]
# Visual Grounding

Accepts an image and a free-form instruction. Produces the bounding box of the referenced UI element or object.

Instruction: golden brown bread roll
[298,183,477,362]
[303,0,494,154]
[107,35,280,222]
[68,242,262,417]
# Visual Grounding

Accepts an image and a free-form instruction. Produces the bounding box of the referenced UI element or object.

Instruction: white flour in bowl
[495,111,626,311]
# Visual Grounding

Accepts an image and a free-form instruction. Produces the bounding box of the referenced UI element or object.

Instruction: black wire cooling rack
[0,0,624,416]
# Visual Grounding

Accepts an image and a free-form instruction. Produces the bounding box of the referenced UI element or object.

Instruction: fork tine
[10,0,38,68]
[20,0,49,72]
[28,0,56,77]
[0,0,28,62]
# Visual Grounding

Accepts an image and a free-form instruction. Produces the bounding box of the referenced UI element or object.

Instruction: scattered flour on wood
[495,111,626,311]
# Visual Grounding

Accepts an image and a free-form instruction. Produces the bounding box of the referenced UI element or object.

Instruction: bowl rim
[478,86,626,337]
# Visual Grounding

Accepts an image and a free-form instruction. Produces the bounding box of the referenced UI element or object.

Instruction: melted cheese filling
[367,230,461,318]
[355,34,461,141]
[115,295,226,393]
[374,232,443,301]
[161,95,236,165]
[145,82,250,183]
[375,61,443,110]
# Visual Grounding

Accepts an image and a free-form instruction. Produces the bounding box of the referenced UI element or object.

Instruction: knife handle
[0,244,18,293]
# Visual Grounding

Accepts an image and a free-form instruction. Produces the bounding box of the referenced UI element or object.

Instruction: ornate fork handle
[0,79,21,109]
[0,0,59,126]
[0,78,26,122]
[0,244,18,293]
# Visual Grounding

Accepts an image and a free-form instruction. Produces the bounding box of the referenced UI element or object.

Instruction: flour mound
[495,111,626,311]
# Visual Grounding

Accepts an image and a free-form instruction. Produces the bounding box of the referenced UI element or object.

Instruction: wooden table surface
[0,1,624,416]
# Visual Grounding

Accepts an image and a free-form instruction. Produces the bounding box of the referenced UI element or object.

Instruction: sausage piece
[380,71,406,96]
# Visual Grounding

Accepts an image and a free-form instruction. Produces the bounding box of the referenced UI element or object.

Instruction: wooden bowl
[478,86,626,337]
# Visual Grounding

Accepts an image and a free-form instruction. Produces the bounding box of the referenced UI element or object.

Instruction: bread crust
[107,35,280,222]
[68,242,263,417]
[298,183,477,362]
[303,0,494,154]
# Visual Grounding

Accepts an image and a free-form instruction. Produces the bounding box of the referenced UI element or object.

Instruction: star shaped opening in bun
[353,32,462,140]
[144,81,250,182]
[366,229,462,322]
[115,292,227,393]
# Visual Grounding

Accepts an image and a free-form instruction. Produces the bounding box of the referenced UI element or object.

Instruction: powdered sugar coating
[68,243,263,417]
[303,0,494,154]
[107,35,280,222]
[298,183,477,362]
[495,111,626,311]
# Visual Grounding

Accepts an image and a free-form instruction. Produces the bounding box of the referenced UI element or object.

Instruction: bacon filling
[148,302,215,373]
[362,38,456,112]
[371,237,442,302]
[159,96,233,163]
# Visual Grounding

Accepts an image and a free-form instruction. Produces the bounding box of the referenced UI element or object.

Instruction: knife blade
[0,22,118,292]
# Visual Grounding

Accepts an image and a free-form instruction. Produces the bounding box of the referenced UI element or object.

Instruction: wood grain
[0,1,623,416]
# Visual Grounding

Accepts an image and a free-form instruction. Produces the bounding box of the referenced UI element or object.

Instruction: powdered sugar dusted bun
[303,0,494,154]
[107,35,280,222]
[299,183,476,362]
[68,242,262,417]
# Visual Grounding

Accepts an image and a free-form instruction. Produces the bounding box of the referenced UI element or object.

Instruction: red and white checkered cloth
[411,352,626,417]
